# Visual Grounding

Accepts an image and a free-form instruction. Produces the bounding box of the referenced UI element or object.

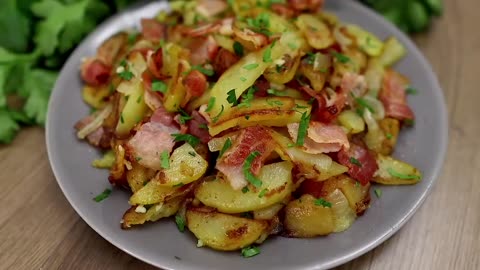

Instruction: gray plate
[46,0,448,269]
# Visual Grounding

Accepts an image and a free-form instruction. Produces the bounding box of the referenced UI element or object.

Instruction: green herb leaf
[355,97,375,113]
[374,188,382,198]
[160,150,170,169]
[258,188,268,198]
[242,186,250,193]
[175,214,186,232]
[191,65,215,76]
[314,198,332,208]
[238,86,257,108]
[212,105,224,123]
[152,80,168,93]
[386,133,393,139]
[241,246,260,258]
[387,168,421,180]
[240,77,247,82]
[93,188,112,202]
[243,63,259,70]
[243,151,263,188]
[349,157,362,167]
[218,138,232,159]
[233,41,244,56]
[128,32,139,45]
[178,108,193,124]
[331,52,350,63]
[206,97,216,112]
[171,133,200,147]
[263,41,275,63]
[266,98,284,106]
[296,112,311,146]
[406,86,418,95]
[173,182,185,187]
[227,89,238,106]
[267,89,288,96]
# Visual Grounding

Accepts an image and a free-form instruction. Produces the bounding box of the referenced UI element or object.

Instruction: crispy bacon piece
[298,179,324,198]
[341,72,367,102]
[74,115,112,148]
[288,0,324,12]
[216,126,275,190]
[212,48,240,76]
[379,70,415,121]
[233,27,268,51]
[271,3,297,18]
[97,33,127,67]
[337,143,378,185]
[288,121,349,153]
[188,111,211,144]
[126,108,179,170]
[141,71,164,111]
[141,19,167,41]
[298,85,347,123]
[81,59,111,86]
[147,48,165,79]
[184,70,207,97]
[188,36,219,65]
[253,77,270,97]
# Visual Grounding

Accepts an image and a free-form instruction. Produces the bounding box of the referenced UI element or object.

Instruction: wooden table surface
[1,1,478,269]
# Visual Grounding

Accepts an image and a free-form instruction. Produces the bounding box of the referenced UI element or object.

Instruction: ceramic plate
[46,1,448,269]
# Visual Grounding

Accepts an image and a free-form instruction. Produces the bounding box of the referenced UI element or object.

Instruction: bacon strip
[188,36,219,65]
[379,70,415,121]
[216,126,275,190]
[337,143,378,185]
[81,59,111,86]
[141,19,167,41]
[126,108,178,170]
[288,121,349,153]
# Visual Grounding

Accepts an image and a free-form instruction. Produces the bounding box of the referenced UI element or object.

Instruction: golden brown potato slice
[373,155,422,185]
[195,161,293,213]
[82,85,111,109]
[326,189,356,232]
[378,118,400,155]
[159,143,208,187]
[283,194,335,238]
[121,196,184,229]
[126,162,156,193]
[186,207,268,251]
[321,174,371,215]
[295,14,335,49]
[129,179,195,205]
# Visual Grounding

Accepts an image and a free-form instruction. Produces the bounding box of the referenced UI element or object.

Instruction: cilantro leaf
[243,151,262,188]
[0,0,31,53]
[22,69,58,125]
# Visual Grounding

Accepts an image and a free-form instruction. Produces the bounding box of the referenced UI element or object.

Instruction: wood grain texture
[1,1,479,269]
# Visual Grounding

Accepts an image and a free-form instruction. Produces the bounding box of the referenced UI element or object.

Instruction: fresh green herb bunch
[362,0,443,32]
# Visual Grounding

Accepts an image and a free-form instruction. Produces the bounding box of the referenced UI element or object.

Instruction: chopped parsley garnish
[188,151,196,157]
[246,12,271,36]
[374,188,382,198]
[128,32,139,46]
[136,94,143,103]
[305,52,316,65]
[406,86,418,95]
[175,214,186,232]
[349,157,362,167]
[227,89,238,106]
[178,108,193,124]
[93,188,112,202]
[240,77,247,82]
[152,80,168,93]
[238,86,257,108]
[258,188,268,198]
[242,186,250,193]
[240,212,254,219]
[386,133,393,139]
[212,105,224,123]
[355,181,361,187]
[243,151,263,188]
[171,134,200,147]
[241,246,260,258]
[276,64,285,73]
[314,198,332,208]
[267,89,288,96]
[308,97,316,105]
[404,119,415,126]
[198,123,208,130]
[173,182,185,187]
[293,103,308,110]
[233,41,244,56]
[355,97,375,113]
[160,151,170,169]
[120,113,125,124]
[266,99,284,106]
[331,52,350,63]
[387,168,421,180]
[218,138,232,159]
[296,112,310,146]
[243,63,259,70]
[263,41,275,63]
[245,115,250,120]
[191,65,215,76]
[206,97,215,112]
[118,69,134,81]
[135,156,142,162]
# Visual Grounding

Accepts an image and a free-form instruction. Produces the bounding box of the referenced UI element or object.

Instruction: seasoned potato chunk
[374,155,422,185]
[122,196,184,229]
[186,207,268,250]
[195,161,293,213]
[321,174,371,215]
[284,194,335,237]
[379,118,400,155]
